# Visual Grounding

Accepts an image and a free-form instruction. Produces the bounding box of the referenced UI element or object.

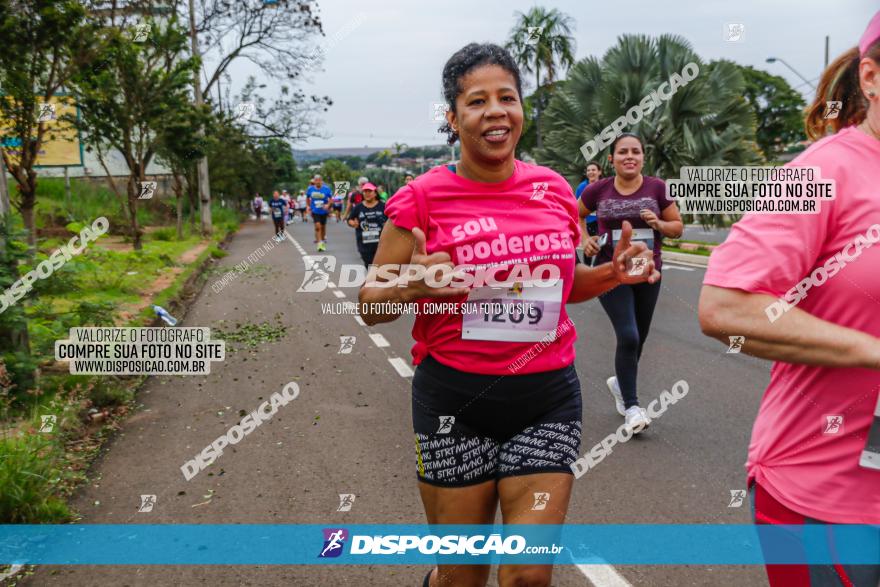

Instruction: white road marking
[369,333,390,348]
[575,563,633,587]
[663,264,695,272]
[332,290,346,298]
[388,357,414,378]
[354,316,366,326]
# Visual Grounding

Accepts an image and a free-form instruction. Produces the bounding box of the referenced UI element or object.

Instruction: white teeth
[485,129,507,136]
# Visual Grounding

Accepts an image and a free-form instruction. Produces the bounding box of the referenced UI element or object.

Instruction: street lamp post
[766,57,817,90]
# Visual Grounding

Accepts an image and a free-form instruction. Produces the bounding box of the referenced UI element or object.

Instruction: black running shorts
[312,213,328,225]
[412,355,582,487]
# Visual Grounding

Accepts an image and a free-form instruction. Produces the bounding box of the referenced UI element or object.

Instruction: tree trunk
[126,176,142,251]
[19,178,37,253]
[173,174,184,240]
[187,171,197,231]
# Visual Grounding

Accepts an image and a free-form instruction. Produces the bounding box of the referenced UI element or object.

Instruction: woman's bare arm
[358,224,468,325]
[698,285,880,369]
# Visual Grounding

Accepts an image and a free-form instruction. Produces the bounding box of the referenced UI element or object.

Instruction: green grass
[662,245,713,257]
[0,177,241,522]
[0,430,72,523]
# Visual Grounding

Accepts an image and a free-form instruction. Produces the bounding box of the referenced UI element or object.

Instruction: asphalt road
[23,218,772,587]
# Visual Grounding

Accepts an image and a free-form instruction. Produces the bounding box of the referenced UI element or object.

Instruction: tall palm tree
[537,34,762,227]
[506,7,576,148]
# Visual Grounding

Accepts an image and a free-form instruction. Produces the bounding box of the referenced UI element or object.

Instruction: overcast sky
[239,0,876,150]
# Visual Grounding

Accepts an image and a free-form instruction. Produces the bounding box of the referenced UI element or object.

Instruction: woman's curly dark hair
[438,43,524,146]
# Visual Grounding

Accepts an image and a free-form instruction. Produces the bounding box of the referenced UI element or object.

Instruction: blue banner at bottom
[1,524,878,565]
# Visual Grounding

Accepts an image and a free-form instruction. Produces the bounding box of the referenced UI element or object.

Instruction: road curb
[662,250,710,267]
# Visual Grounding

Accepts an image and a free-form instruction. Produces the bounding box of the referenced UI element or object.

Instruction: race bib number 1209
[461,280,562,342]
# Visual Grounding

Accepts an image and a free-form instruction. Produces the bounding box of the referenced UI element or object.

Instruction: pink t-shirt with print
[703,126,880,524]
[384,160,581,375]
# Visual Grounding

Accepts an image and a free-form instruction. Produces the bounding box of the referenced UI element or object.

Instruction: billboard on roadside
[0,95,83,168]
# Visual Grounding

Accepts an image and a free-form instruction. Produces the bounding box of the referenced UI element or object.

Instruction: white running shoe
[624,406,649,434]
[606,376,625,416]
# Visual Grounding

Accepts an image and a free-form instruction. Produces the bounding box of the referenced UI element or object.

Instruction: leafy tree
[71,11,197,250]
[205,120,271,211]
[506,7,575,148]
[735,64,806,160]
[0,219,35,394]
[318,159,353,189]
[538,34,762,183]
[0,0,89,251]
[259,138,298,189]
[154,102,211,239]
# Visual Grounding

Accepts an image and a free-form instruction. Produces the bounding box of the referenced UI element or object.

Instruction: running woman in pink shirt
[699,11,880,587]
[359,43,659,587]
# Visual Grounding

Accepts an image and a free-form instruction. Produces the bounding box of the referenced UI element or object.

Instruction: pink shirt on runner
[384,160,581,375]
[703,126,880,524]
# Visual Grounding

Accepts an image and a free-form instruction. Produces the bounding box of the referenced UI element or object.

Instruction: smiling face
[586,163,601,183]
[363,188,377,202]
[610,136,644,180]
[447,64,523,166]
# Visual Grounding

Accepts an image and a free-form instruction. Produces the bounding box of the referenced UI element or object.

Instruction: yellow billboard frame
[1,95,84,168]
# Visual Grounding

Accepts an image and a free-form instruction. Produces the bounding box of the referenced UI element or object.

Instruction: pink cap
[362,182,377,191]
[860,10,880,57]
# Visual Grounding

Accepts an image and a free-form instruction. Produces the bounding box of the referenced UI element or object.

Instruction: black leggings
[598,281,661,408]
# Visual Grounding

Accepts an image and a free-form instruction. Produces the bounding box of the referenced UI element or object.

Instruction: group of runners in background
[251,174,410,262]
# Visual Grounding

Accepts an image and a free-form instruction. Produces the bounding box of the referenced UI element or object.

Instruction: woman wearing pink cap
[699,11,880,587]
[360,43,658,587]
